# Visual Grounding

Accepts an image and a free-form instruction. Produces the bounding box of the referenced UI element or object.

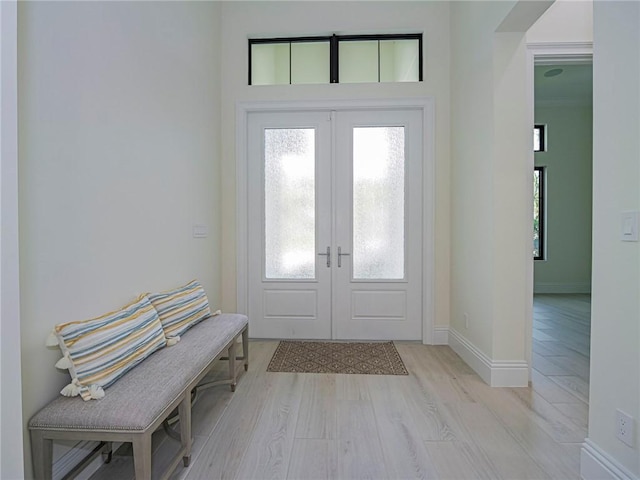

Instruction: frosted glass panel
[251,43,290,85]
[291,42,330,84]
[379,39,419,82]
[339,41,378,83]
[265,129,316,279]
[353,127,405,279]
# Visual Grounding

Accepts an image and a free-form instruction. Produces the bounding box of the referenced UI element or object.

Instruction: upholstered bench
[29,313,248,480]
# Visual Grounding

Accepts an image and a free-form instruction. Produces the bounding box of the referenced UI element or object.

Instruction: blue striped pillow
[51,296,167,401]
[146,280,212,340]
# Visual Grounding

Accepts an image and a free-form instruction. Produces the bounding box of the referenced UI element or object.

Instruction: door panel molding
[237,98,436,344]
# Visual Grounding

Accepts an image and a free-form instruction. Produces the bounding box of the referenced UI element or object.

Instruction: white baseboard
[433,326,449,345]
[534,282,591,294]
[448,328,528,387]
[53,441,99,480]
[53,440,120,480]
[581,439,638,480]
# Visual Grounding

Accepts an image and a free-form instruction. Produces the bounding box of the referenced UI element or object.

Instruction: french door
[247,108,423,340]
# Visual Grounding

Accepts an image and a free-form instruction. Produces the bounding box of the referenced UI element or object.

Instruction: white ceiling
[534,64,593,106]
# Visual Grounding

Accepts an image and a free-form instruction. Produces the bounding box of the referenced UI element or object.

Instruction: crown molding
[527,42,593,65]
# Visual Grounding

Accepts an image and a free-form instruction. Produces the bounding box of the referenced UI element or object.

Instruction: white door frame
[236,98,436,344]
[525,42,593,380]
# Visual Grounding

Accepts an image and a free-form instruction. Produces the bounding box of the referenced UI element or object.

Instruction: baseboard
[448,329,528,387]
[534,282,591,294]
[53,440,121,480]
[433,326,449,345]
[72,454,107,480]
[581,439,638,480]
[53,441,99,480]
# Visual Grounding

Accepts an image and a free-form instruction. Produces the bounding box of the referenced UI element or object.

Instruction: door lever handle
[338,246,350,268]
[317,246,331,268]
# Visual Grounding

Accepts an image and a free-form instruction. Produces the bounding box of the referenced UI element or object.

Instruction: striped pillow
[49,296,167,401]
[146,280,212,341]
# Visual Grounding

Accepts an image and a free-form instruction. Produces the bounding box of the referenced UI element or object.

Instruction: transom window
[249,34,423,85]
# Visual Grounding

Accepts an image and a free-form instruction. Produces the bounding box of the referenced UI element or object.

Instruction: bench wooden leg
[228,339,237,392]
[242,327,249,372]
[178,393,192,467]
[132,434,152,480]
[31,430,53,480]
[102,441,113,463]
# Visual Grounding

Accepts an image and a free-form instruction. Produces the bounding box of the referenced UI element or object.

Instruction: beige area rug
[267,340,408,375]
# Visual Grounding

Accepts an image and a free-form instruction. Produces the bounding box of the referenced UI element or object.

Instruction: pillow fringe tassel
[55,353,72,370]
[88,384,105,400]
[60,379,82,397]
[45,331,59,347]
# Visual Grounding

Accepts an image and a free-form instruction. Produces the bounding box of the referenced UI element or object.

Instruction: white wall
[18,2,221,476]
[450,1,504,358]
[450,1,540,384]
[527,0,593,44]
[1,1,25,478]
[218,1,452,332]
[584,1,640,477]
[534,105,592,293]
[491,30,532,364]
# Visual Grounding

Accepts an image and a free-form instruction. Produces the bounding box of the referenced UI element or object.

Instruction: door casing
[236,98,436,344]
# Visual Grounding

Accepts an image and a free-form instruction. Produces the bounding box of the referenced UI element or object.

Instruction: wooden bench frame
[30,325,248,480]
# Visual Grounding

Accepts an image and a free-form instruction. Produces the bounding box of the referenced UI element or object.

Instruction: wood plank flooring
[532,293,591,409]
[88,294,590,480]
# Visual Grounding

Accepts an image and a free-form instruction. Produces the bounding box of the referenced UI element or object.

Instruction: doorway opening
[528,50,593,413]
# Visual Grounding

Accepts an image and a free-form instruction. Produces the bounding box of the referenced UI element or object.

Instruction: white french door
[248,111,332,339]
[247,108,423,340]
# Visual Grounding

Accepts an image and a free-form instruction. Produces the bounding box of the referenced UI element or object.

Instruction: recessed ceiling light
[544,68,564,78]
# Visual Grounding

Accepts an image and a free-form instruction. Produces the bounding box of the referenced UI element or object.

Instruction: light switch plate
[193,224,208,238]
[621,212,639,242]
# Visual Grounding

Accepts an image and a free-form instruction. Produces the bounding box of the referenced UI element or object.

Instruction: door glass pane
[353,127,405,279]
[265,128,316,279]
[251,43,290,85]
[379,39,419,82]
[291,42,330,84]
[339,41,378,83]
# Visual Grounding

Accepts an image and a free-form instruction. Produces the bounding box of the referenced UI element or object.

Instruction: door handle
[318,246,331,268]
[338,246,350,268]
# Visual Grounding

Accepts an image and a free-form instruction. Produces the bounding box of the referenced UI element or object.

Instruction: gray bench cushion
[29,313,248,433]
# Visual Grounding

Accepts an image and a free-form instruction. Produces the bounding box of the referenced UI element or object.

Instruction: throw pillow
[146,280,217,342]
[46,295,167,401]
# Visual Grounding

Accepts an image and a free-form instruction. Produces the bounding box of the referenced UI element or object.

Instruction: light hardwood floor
[532,293,591,411]
[89,295,590,480]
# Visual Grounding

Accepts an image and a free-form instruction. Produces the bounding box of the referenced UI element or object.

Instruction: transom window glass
[249,34,422,85]
[292,42,330,84]
[340,39,420,83]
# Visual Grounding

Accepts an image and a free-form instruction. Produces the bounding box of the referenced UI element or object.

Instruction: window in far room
[533,166,545,260]
[534,124,546,152]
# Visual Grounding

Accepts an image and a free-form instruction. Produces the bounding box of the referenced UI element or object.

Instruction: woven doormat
[267,340,408,375]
